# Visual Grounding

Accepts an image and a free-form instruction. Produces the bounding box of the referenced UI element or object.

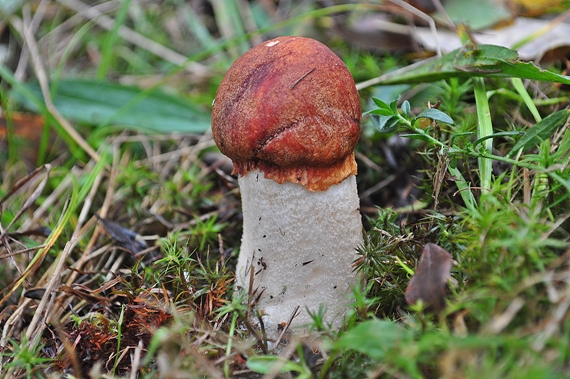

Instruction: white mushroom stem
[236,169,363,341]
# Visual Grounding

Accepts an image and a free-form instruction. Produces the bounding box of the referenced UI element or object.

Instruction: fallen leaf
[415,17,570,61]
[0,112,55,166]
[95,214,148,255]
[405,243,452,312]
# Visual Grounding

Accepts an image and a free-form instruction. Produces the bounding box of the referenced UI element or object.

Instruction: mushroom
[211,36,363,341]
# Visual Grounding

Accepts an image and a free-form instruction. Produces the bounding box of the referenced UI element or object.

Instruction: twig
[429,0,455,29]
[239,312,269,354]
[26,162,104,345]
[0,164,50,207]
[388,0,441,56]
[14,0,49,81]
[360,174,397,199]
[272,305,300,351]
[20,167,74,231]
[290,67,315,89]
[130,339,144,379]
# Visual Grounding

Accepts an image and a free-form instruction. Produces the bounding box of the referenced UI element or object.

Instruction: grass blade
[97,0,131,78]
[448,166,476,211]
[506,110,570,158]
[13,79,211,133]
[474,77,493,191]
[511,77,541,122]
[361,44,570,86]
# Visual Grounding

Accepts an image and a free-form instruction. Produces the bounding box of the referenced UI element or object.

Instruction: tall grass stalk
[473,77,493,192]
[511,77,542,122]
[0,89,17,165]
[97,0,132,79]
[113,305,126,375]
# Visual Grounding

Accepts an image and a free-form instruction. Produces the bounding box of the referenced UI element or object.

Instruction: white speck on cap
[266,40,280,47]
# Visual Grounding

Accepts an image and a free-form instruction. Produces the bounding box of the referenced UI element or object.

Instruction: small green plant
[367,95,569,202]
[368,96,455,138]
[189,215,226,252]
[154,233,196,285]
[2,336,53,379]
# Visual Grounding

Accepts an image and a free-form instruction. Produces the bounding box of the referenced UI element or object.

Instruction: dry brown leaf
[405,243,452,312]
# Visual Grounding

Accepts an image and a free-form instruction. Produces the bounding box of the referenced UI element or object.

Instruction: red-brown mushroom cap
[211,36,361,191]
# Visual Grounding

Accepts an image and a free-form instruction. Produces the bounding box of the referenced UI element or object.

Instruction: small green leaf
[366,108,395,117]
[416,109,454,125]
[374,115,400,133]
[402,100,411,117]
[507,110,570,158]
[389,100,399,114]
[335,320,414,360]
[372,97,391,110]
[552,130,570,161]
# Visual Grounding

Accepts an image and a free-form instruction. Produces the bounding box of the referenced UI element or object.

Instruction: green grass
[1,1,570,378]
